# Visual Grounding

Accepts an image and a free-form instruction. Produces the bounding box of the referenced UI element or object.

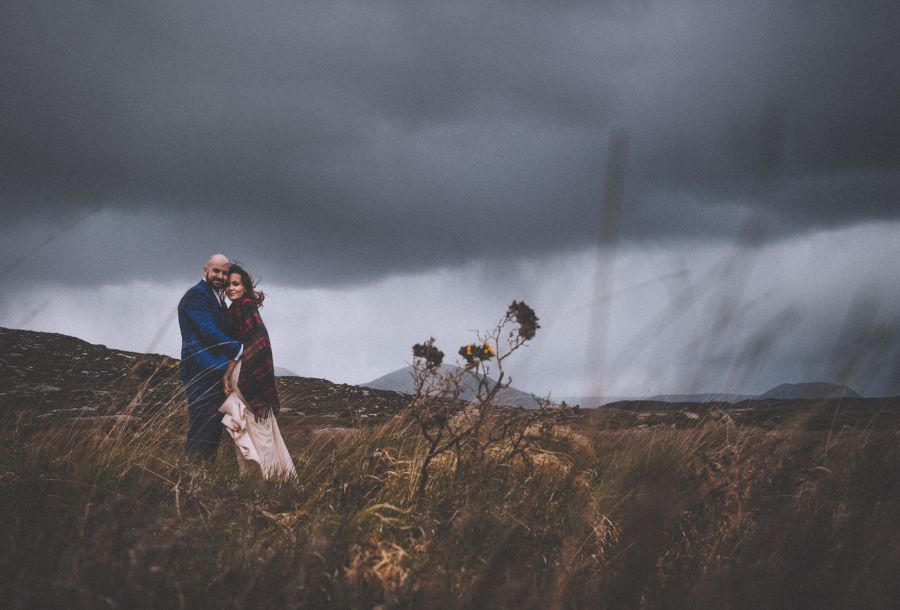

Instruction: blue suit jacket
[178,280,242,386]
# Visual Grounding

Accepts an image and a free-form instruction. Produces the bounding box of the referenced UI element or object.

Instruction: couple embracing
[177,253,295,478]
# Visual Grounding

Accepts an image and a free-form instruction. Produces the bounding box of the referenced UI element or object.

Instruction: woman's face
[225,273,246,301]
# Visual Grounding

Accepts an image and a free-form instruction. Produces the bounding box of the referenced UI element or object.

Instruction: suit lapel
[200,282,228,335]
[200,280,224,308]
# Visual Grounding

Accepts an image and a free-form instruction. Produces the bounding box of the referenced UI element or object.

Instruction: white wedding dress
[219,361,296,479]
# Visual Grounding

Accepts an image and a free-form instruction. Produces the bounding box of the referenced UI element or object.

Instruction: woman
[218,264,296,479]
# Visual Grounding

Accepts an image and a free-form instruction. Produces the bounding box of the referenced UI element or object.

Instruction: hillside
[645,392,754,402]
[0,326,409,424]
[1,325,899,608]
[562,383,860,407]
[759,382,861,400]
[1,326,892,431]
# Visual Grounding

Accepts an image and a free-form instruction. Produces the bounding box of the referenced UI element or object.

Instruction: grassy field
[2,381,898,610]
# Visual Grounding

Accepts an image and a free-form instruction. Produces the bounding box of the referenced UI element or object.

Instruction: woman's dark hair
[227,263,266,307]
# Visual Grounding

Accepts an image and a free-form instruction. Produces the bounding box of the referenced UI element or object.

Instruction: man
[178,253,243,459]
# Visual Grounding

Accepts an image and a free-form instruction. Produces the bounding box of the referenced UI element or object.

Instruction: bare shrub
[407,301,571,498]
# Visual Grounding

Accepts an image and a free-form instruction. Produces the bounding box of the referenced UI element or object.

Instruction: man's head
[203,254,230,290]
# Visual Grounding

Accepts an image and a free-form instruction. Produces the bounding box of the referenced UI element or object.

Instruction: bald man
[177,254,243,459]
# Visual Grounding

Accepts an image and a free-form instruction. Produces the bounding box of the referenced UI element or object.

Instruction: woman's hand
[224,360,237,394]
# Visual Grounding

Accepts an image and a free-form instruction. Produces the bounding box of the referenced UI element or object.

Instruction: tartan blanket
[226,297,281,421]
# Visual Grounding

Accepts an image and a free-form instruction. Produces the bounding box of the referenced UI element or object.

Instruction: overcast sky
[2,1,898,397]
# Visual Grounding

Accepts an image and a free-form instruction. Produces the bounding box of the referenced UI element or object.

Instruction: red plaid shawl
[226,297,281,421]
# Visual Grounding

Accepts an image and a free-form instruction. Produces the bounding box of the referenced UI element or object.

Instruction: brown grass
[2,383,898,609]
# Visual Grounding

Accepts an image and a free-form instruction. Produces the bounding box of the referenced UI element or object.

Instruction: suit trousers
[185,375,226,459]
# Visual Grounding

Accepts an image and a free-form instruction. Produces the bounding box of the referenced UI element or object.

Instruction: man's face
[203,258,230,289]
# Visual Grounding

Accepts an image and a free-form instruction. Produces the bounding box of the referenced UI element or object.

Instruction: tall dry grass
[2,372,898,609]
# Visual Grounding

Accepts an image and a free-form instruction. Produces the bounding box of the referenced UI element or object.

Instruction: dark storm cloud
[2,1,898,285]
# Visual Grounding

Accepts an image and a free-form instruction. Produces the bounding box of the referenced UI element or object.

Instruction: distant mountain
[555,395,631,408]
[561,383,858,407]
[556,393,752,407]
[362,365,546,408]
[646,392,755,403]
[274,366,299,377]
[759,382,860,400]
